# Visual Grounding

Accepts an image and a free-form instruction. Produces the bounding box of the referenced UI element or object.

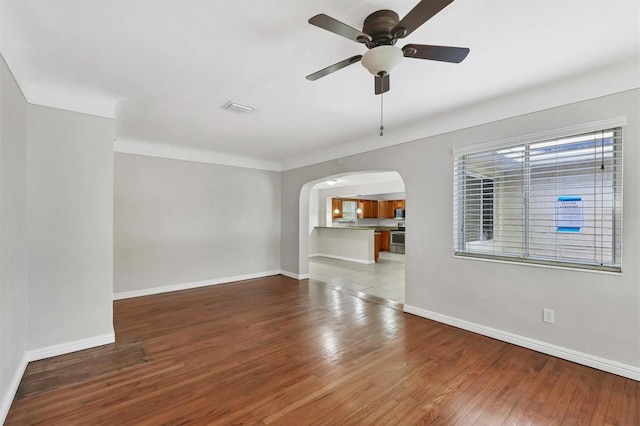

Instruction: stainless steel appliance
[390,230,405,254]
[394,208,405,220]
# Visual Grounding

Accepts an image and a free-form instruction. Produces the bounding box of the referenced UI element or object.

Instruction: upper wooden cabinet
[358,200,378,219]
[334,197,404,220]
[377,201,388,218]
[332,198,342,218]
[377,199,405,218]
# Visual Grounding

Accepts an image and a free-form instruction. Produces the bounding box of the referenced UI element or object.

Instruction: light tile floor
[308,252,405,304]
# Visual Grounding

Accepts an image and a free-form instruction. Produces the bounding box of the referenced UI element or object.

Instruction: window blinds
[453,127,622,271]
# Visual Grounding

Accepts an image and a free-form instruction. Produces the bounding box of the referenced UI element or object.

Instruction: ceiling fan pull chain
[380,91,384,136]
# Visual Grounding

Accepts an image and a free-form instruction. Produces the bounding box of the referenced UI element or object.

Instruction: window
[454,127,622,272]
[341,200,357,222]
[464,176,494,242]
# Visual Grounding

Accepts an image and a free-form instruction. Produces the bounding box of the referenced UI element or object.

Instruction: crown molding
[114,138,282,171]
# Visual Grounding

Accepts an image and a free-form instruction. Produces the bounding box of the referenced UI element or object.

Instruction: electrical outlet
[543,308,554,324]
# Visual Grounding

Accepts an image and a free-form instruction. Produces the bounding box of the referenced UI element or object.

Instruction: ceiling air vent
[222,101,255,113]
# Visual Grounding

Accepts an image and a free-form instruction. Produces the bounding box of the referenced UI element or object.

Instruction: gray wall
[1,58,115,420]
[0,55,29,418]
[114,153,281,294]
[27,105,115,350]
[282,89,640,370]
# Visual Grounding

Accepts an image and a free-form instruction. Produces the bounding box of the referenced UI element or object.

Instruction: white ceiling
[1,0,638,170]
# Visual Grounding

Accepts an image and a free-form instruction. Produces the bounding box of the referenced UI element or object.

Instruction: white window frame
[453,118,625,272]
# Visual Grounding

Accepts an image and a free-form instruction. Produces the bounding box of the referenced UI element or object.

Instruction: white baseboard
[1,332,115,424]
[404,304,640,381]
[309,253,374,265]
[0,352,29,424]
[113,270,282,300]
[280,270,309,280]
[27,332,116,362]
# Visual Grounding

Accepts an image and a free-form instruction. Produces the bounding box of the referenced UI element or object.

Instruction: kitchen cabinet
[337,198,404,220]
[332,198,342,218]
[377,199,405,218]
[386,201,396,218]
[358,199,378,219]
[374,232,381,262]
[377,201,395,219]
[380,230,390,251]
[377,201,387,218]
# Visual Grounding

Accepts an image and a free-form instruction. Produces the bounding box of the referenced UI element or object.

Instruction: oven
[390,231,405,254]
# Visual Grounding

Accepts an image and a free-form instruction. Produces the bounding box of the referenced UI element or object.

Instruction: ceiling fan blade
[392,0,455,38]
[306,55,363,81]
[309,14,371,44]
[375,74,390,95]
[402,44,469,63]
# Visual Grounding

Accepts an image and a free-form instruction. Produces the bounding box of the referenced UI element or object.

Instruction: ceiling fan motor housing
[305,0,470,94]
[362,10,402,46]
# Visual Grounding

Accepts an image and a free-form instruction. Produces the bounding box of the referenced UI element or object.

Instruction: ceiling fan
[306,0,469,95]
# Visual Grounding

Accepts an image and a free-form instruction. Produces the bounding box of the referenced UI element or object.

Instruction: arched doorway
[299,171,406,305]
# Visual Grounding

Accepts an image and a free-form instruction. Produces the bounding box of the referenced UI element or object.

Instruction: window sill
[453,252,623,275]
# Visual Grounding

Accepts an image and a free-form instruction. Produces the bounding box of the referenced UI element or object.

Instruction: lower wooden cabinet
[380,230,390,251]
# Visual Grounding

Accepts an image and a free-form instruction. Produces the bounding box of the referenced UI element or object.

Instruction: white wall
[1,58,115,422]
[0,54,29,420]
[309,187,319,231]
[310,228,375,264]
[114,153,281,296]
[27,104,115,350]
[282,89,640,378]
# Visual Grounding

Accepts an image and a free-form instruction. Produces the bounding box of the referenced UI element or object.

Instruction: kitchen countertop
[316,226,402,231]
[315,226,374,231]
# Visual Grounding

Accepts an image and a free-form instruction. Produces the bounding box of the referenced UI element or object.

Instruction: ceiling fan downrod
[380,86,384,137]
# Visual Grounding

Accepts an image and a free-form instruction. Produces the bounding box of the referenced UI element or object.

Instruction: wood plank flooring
[6,275,639,425]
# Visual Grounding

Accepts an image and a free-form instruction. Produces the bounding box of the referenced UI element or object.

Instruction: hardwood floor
[7,275,639,425]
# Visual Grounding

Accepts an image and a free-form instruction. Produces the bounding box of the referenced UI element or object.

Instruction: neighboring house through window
[454,125,623,272]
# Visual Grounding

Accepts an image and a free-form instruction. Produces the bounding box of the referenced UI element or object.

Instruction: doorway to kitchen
[304,171,406,305]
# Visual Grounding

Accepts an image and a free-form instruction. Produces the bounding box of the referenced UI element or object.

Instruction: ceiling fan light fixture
[361,45,403,76]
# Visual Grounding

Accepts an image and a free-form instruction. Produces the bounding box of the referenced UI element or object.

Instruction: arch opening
[298,170,406,304]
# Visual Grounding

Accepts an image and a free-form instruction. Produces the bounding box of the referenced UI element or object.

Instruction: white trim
[27,93,117,119]
[114,138,281,171]
[27,333,116,362]
[281,270,309,280]
[0,352,29,424]
[1,333,117,423]
[452,253,624,276]
[404,305,640,381]
[309,253,375,265]
[113,270,282,300]
[453,116,628,156]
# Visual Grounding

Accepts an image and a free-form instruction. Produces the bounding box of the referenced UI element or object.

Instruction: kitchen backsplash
[333,218,403,227]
